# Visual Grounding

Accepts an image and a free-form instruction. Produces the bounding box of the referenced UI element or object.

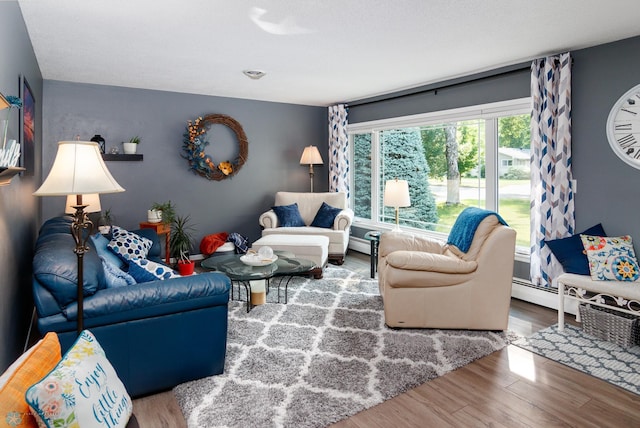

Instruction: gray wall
[42,82,328,247]
[348,36,640,281]
[0,2,42,371]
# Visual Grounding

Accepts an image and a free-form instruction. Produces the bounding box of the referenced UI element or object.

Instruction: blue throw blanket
[446,207,508,253]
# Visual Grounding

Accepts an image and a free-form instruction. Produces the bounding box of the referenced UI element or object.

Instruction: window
[349,98,531,252]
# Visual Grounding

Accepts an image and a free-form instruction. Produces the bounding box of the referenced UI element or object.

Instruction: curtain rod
[348,63,531,108]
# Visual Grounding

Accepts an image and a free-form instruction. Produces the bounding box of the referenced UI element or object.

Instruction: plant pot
[123,142,138,154]
[177,260,195,276]
[147,209,162,223]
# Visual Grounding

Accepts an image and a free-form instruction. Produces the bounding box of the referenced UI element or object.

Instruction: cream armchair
[378,213,516,330]
[259,191,354,264]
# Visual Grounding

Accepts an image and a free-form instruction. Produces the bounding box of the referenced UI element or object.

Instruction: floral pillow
[580,234,640,281]
[25,330,132,428]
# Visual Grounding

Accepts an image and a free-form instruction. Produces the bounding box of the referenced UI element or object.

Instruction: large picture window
[349,98,531,252]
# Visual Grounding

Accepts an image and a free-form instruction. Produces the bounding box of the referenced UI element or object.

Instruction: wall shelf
[102,154,143,162]
[0,167,26,186]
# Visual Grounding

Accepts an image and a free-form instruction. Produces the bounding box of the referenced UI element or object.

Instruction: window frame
[348,97,531,257]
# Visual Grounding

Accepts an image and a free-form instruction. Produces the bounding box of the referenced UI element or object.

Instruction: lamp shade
[384,179,411,207]
[299,146,323,165]
[65,194,101,214]
[34,141,125,196]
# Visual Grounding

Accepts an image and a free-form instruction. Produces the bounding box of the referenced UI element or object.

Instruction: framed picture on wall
[20,75,35,176]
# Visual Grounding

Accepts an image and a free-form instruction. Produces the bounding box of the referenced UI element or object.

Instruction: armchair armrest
[386,251,478,274]
[259,210,279,229]
[334,209,354,231]
[379,232,447,257]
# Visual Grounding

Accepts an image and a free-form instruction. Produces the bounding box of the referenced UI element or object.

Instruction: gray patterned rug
[514,324,640,395]
[174,266,517,428]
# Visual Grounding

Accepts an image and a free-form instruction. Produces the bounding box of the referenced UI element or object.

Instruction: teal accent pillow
[25,330,133,428]
[581,234,640,281]
[272,203,305,227]
[128,258,180,283]
[101,257,136,288]
[107,226,153,261]
[91,233,125,269]
[310,202,342,228]
[545,223,606,275]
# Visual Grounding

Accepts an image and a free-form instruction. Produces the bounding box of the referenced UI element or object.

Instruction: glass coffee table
[201,251,315,312]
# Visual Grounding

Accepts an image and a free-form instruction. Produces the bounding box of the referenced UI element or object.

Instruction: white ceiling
[18,0,640,107]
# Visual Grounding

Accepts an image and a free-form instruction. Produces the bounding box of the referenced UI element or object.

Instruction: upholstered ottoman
[252,234,329,279]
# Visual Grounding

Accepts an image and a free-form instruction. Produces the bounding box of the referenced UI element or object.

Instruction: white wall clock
[606,83,640,169]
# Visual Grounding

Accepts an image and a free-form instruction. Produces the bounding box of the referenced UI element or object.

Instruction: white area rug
[514,324,640,395]
[174,266,517,427]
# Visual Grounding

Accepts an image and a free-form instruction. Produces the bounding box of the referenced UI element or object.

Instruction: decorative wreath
[182,114,249,181]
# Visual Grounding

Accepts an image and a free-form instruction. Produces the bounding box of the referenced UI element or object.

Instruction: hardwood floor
[132,251,640,427]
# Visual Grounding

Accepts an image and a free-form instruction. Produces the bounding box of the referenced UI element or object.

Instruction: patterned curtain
[530,53,574,288]
[328,104,349,197]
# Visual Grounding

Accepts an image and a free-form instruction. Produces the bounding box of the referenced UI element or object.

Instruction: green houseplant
[123,135,140,154]
[149,200,176,224]
[170,214,196,275]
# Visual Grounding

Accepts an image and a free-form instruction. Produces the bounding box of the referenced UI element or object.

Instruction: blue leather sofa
[32,216,231,397]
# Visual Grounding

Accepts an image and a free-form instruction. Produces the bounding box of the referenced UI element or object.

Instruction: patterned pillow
[128,258,180,283]
[0,333,61,428]
[101,257,136,288]
[107,226,153,261]
[581,234,640,281]
[25,330,133,428]
[272,203,306,227]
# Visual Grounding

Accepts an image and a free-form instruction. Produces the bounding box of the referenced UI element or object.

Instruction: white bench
[557,273,640,331]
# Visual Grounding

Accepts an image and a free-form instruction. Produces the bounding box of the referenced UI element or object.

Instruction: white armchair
[259,191,354,264]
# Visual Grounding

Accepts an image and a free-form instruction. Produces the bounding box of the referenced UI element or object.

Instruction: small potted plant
[148,200,176,224]
[123,136,140,154]
[170,214,196,275]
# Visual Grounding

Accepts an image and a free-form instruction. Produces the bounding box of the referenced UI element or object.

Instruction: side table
[364,231,381,278]
[139,221,171,264]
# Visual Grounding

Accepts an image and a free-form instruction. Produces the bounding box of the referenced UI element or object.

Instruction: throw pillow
[91,233,125,269]
[310,202,342,228]
[128,258,180,283]
[107,226,153,261]
[271,203,306,227]
[101,257,136,288]
[0,333,61,428]
[544,223,606,275]
[25,330,133,428]
[581,234,640,281]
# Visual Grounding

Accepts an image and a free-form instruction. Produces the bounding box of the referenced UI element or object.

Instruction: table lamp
[34,141,125,335]
[300,145,323,192]
[384,178,411,231]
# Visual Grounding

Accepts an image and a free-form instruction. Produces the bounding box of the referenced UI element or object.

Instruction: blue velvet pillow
[310,202,342,228]
[545,223,606,275]
[91,233,125,269]
[272,203,306,227]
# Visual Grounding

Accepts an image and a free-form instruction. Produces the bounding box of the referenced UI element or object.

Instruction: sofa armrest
[379,232,447,257]
[63,272,230,325]
[259,210,279,229]
[334,209,354,231]
[386,251,478,274]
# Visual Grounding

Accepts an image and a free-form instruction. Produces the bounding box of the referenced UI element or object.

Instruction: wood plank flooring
[132,251,640,427]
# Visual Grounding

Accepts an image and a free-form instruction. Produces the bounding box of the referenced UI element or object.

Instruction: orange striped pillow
[0,332,61,427]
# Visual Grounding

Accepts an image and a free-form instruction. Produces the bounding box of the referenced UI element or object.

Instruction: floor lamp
[300,145,323,192]
[384,179,411,232]
[34,141,125,335]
